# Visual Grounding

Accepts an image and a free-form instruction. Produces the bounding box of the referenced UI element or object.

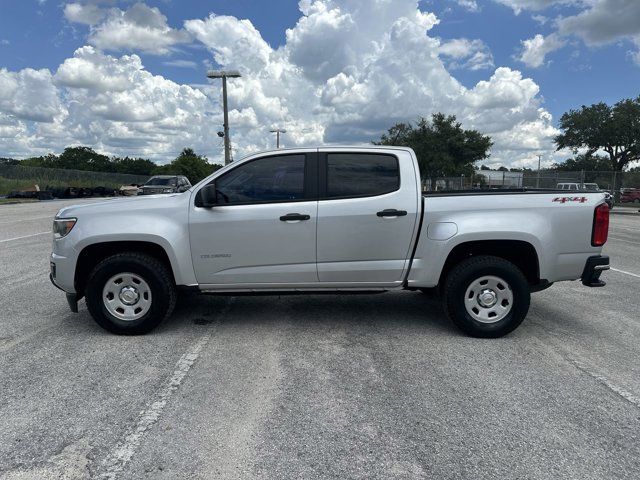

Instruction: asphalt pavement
[1,199,639,479]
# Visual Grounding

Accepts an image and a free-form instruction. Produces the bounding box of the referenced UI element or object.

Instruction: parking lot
[1,199,639,479]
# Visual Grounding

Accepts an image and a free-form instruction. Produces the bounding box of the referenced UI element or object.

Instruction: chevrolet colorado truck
[50,147,610,338]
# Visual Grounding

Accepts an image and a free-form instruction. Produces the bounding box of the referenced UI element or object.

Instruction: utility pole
[536,154,542,188]
[270,128,287,148]
[207,70,241,165]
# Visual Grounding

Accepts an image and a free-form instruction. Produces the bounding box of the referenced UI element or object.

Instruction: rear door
[316,149,420,285]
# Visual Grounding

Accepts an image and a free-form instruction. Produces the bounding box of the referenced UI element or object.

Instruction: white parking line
[608,235,640,246]
[611,268,640,279]
[0,231,50,243]
[568,357,640,408]
[0,215,53,225]
[99,333,212,480]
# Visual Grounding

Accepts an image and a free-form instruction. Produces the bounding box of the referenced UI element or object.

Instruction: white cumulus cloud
[0,0,561,167]
[518,33,566,67]
[500,0,640,66]
[454,0,480,12]
[492,0,572,14]
[64,2,107,25]
[186,0,556,164]
[556,0,640,45]
[65,2,191,55]
[0,68,65,123]
[439,38,495,70]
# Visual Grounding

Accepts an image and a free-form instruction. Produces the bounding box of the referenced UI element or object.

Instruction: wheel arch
[439,239,541,287]
[74,240,176,296]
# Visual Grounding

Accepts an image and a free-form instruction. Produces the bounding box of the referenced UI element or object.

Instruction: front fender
[55,195,197,287]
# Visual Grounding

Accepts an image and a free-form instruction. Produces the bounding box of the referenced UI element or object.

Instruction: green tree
[17,146,226,181]
[0,157,20,165]
[555,97,640,172]
[22,147,113,172]
[552,154,611,172]
[58,146,113,172]
[113,156,157,176]
[376,113,493,186]
[156,148,222,184]
[21,153,59,168]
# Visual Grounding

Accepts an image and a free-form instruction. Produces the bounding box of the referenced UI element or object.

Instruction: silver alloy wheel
[464,275,513,324]
[102,272,152,321]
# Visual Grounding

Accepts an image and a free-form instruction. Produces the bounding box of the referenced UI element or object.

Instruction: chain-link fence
[0,164,149,188]
[424,170,640,198]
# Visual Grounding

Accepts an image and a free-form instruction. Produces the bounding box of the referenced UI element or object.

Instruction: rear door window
[324,153,399,199]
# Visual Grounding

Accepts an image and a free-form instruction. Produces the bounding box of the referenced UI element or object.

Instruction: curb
[0,200,40,206]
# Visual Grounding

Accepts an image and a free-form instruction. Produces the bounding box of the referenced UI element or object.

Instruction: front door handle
[376,209,407,217]
[280,213,311,222]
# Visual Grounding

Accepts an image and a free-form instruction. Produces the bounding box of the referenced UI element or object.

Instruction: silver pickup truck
[50,146,610,338]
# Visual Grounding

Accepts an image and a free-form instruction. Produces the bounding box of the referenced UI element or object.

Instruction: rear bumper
[581,255,609,287]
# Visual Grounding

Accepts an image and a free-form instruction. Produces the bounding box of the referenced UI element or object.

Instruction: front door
[189,152,318,287]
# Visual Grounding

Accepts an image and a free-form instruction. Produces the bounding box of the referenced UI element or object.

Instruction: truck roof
[242,145,415,157]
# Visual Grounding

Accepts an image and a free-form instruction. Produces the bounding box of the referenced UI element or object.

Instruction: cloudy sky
[0,0,638,167]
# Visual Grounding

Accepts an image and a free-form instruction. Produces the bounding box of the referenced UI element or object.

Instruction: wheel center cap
[119,286,139,306]
[478,289,497,308]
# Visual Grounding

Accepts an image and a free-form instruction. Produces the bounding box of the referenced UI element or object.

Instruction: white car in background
[557,183,614,209]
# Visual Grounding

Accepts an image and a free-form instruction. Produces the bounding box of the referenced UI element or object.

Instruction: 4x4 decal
[553,196,588,203]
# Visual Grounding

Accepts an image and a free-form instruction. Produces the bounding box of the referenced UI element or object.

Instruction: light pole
[207,70,241,165]
[536,154,542,188]
[270,128,287,148]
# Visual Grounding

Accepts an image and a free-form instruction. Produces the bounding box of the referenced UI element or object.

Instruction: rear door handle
[280,213,311,221]
[376,209,407,217]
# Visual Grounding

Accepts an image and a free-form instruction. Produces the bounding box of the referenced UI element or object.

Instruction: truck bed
[424,188,575,197]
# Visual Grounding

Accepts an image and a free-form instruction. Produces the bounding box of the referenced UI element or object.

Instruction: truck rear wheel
[442,255,530,338]
[85,253,176,335]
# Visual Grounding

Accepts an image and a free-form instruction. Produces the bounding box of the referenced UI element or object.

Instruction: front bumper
[581,255,609,287]
[49,272,79,313]
[50,250,81,312]
[50,251,76,293]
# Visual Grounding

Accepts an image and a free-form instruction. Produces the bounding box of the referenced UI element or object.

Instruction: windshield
[145,177,177,186]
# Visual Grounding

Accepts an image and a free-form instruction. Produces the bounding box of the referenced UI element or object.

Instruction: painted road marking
[98,297,234,479]
[608,235,640,246]
[568,357,640,409]
[611,268,640,279]
[0,231,50,243]
[99,333,212,479]
[0,215,53,225]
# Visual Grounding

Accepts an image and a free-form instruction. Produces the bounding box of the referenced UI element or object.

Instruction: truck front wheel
[442,255,530,338]
[85,253,176,335]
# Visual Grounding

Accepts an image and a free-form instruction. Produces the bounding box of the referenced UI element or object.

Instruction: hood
[56,192,185,219]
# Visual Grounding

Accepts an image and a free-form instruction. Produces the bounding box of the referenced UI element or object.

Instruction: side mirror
[200,183,217,208]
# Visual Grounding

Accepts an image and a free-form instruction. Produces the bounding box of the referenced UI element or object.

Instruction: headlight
[162,188,174,193]
[53,218,77,239]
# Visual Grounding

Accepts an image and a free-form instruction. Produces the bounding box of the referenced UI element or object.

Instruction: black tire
[442,255,530,338]
[85,253,176,335]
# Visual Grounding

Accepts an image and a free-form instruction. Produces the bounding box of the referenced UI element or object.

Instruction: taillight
[591,203,609,246]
